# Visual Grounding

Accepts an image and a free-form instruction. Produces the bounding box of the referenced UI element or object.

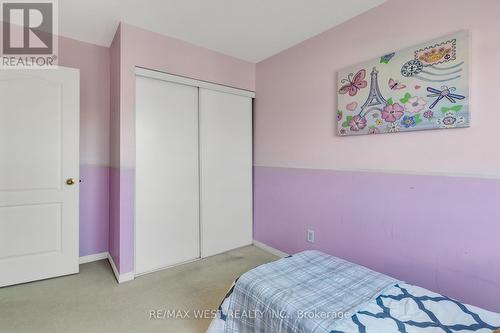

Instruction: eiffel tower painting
[359,67,387,116]
[337,31,469,136]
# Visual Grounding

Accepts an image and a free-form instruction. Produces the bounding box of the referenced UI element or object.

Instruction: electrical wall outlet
[307,229,315,243]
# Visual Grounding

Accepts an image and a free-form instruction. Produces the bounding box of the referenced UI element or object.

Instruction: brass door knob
[66,178,76,185]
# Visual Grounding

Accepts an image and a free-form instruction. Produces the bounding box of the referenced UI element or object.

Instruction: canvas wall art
[337,31,469,136]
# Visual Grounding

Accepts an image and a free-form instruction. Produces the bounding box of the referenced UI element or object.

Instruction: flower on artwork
[368,127,380,134]
[339,128,347,136]
[404,96,427,113]
[423,110,434,119]
[401,115,417,128]
[348,115,367,131]
[375,119,384,126]
[337,110,343,121]
[381,103,404,123]
[436,111,466,128]
[386,122,400,133]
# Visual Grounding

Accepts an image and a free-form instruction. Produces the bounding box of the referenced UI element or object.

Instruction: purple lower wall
[108,167,135,274]
[109,167,120,270]
[79,165,109,256]
[254,166,500,312]
[119,169,135,274]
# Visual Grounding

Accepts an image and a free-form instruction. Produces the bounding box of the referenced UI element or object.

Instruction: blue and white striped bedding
[207,251,500,333]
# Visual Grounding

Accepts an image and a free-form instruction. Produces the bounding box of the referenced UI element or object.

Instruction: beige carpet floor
[0,245,278,333]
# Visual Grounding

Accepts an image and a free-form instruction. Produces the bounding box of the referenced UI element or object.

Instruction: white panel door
[199,88,253,257]
[0,68,80,287]
[135,76,200,275]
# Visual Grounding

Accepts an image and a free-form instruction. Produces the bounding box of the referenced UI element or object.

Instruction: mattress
[206,251,500,333]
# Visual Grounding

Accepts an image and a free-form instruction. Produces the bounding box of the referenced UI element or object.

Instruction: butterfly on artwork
[388,78,406,90]
[339,69,367,96]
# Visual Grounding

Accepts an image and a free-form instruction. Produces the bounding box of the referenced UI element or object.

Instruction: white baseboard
[79,251,134,283]
[79,252,108,264]
[107,253,134,283]
[253,240,288,258]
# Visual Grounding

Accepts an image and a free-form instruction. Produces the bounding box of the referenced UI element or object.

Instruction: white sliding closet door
[200,88,253,257]
[135,76,200,275]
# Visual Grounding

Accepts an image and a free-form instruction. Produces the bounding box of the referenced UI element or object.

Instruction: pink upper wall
[255,0,500,178]
[59,36,110,167]
[109,26,121,170]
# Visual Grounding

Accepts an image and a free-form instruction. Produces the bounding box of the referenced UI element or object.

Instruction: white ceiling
[59,0,386,63]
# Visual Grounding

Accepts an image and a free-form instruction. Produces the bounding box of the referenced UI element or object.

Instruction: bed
[207,251,500,333]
